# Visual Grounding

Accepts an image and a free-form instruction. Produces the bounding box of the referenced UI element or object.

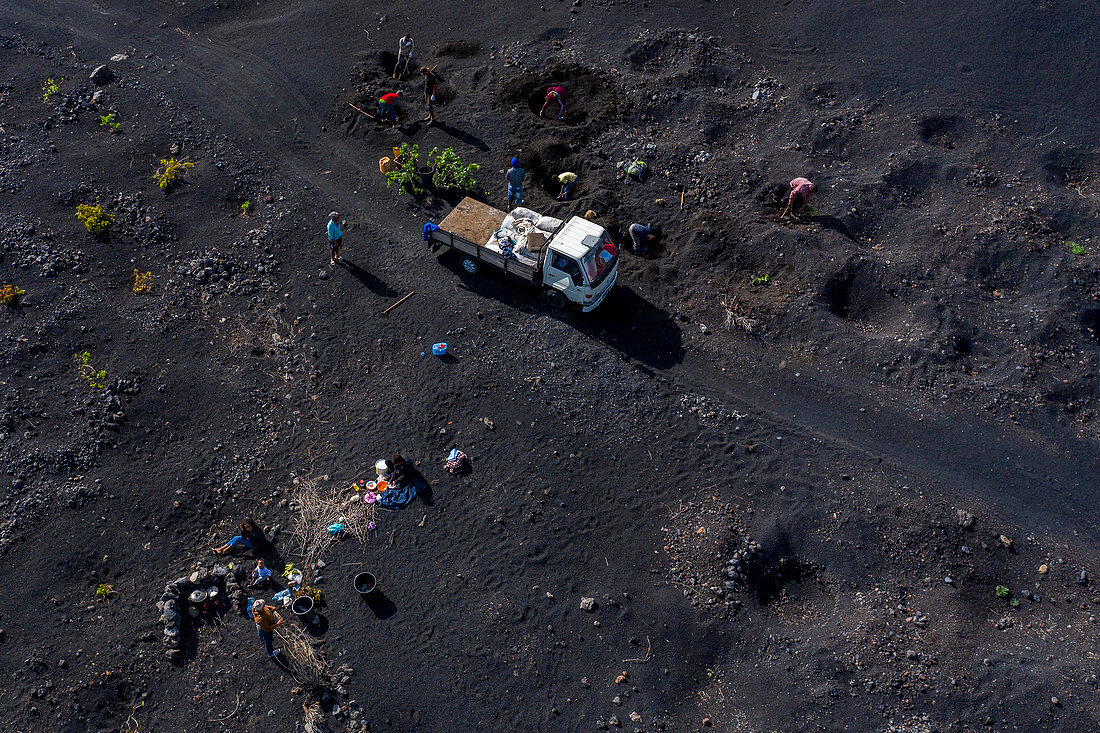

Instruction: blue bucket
[432,343,447,356]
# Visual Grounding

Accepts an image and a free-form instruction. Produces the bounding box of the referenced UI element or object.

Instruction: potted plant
[385,142,425,195]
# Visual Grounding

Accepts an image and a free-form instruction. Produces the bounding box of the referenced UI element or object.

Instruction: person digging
[781,177,816,219]
[540,85,567,120]
[378,91,401,127]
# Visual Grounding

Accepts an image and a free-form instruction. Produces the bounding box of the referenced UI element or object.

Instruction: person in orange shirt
[252,599,284,657]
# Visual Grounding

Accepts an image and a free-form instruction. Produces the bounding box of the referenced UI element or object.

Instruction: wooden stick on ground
[348,102,375,119]
[382,291,415,314]
[680,188,686,209]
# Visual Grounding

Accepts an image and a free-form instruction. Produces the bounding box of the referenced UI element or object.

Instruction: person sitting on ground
[420,66,440,125]
[378,91,401,126]
[394,34,414,78]
[782,177,816,219]
[628,222,658,255]
[251,558,273,588]
[540,85,568,120]
[388,453,413,487]
[213,518,264,556]
[505,158,526,208]
[557,171,577,200]
[252,599,284,658]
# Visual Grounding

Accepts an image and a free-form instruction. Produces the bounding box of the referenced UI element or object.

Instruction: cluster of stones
[156,565,246,660]
[724,539,763,585]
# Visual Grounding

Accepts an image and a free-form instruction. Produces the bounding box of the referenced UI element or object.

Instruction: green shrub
[240,200,252,215]
[75,204,112,235]
[0,284,25,306]
[74,351,108,389]
[427,147,479,192]
[98,113,121,133]
[385,142,423,195]
[994,585,1010,598]
[750,273,771,285]
[154,157,194,191]
[42,78,60,102]
[1068,242,1087,256]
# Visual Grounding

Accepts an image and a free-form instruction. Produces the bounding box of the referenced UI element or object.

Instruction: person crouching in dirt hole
[781,177,816,219]
[421,66,440,125]
[327,211,345,265]
[629,222,659,256]
[378,91,401,127]
[394,34,413,78]
[506,157,526,208]
[540,85,567,120]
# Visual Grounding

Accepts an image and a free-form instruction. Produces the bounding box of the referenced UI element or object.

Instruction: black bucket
[417,167,434,189]
[354,572,378,599]
[291,595,316,624]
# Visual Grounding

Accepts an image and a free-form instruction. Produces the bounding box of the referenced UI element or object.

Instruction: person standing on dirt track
[421,66,440,124]
[540,85,568,120]
[378,91,400,126]
[394,34,413,78]
[782,177,816,219]
[252,599,284,658]
[506,158,526,208]
[327,211,344,265]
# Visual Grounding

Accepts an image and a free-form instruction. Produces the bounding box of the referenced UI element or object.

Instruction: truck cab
[540,217,619,312]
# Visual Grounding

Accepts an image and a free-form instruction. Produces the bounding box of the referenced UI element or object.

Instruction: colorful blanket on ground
[378,476,424,509]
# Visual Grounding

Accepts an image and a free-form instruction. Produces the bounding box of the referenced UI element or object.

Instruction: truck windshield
[581,236,618,287]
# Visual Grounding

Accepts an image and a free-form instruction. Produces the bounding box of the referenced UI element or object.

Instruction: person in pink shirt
[540,85,568,120]
[782,177,817,219]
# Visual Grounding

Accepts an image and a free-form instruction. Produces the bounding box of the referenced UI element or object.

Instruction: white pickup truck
[425,197,619,312]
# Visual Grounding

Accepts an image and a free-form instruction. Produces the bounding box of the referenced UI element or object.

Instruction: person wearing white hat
[327,211,344,265]
[252,599,283,657]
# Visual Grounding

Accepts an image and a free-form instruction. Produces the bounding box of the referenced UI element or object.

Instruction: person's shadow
[432,121,490,152]
[337,260,398,297]
[808,214,857,242]
[409,467,434,507]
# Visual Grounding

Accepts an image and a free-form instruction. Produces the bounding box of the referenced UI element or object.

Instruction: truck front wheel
[460,257,480,275]
[543,288,567,309]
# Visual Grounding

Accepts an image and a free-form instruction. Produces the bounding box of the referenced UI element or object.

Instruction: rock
[580,597,598,612]
[608,715,621,727]
[998,534,1014,550]
[89,65,115,85]
[629,712,642,723]
[318,269,329,280]
[1078,569,1088,586]
[955,509,976,529]
[580,677,591,689]
[1052,697,1060,706]
[702,718,712,727]
[615,673,628,684]
[1039,564,1049,575]
[612,696,622,706]
[906,649,919,660]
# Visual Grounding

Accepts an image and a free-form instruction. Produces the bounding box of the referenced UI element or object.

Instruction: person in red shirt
[782,177,816,219]
[378,92,401,126]
[540,85,567,120]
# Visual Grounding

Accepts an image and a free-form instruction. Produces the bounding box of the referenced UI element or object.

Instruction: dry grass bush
[302,701,332,733]
[276,623,336,690]
[290,477,378,572]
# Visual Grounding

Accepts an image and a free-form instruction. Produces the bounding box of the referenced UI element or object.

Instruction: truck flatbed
[429,197,540,282]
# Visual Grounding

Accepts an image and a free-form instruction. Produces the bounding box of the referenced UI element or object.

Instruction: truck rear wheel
[543,288,567,309]
[460,257,479,275]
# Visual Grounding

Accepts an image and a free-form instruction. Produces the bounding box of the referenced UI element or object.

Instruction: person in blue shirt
[250,558,273,588]
[505,158,525,208]
[327,211,343,264]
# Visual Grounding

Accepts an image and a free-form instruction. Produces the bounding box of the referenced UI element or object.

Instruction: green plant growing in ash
[75,204,112,235]
[385,142,424,195]
[1068,241,1087,256]
[42,78,60,102]
[74,351,108,389]
[427,146,479,192]
[95,583,115,602]
[750,273,771,285]
[994,585,1010,599]
[154,157,194,191]
[240,200,252,216]
[98,112,121,133]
